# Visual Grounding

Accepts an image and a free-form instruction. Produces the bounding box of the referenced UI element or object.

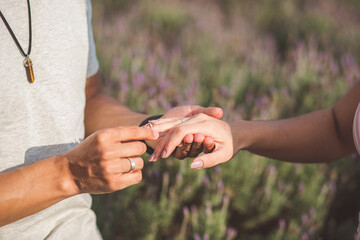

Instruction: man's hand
[147,105,223,161]
[63,126,158,194]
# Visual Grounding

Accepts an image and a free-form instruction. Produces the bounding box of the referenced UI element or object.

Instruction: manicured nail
[161,149,167,158]
[149,152,159,162]
[191,159,204,169]
[148,153,155,162]
[143,123,150,129]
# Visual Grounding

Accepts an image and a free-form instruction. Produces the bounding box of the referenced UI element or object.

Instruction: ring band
[180,117,186,123]
[128,158,136,172]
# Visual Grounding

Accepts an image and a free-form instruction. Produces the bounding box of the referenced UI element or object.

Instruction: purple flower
[302,214,309,225]
[226,227,236,239]
[277,181,286,191]
[218,181,224,191]
[310,208,316,218]
[205,202,212,216]
[183,206,189,215]
[203,175,210,186]
[147,86,157,96]
[298,182,305,194]
[191,205,198,214]
[194,233,201,240]
[329,180,336,192]
[267,165,277,175]
[279,219,286,230]
[215,166,221,177]
[301,233,309,240]
[132,72,146,88]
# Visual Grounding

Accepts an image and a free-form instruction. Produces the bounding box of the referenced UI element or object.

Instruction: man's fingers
[202,107,223,119]
[109,126,159,142]
[203,136,215,153]
[188,106,223,119]
[104,157,144,174]
[172,141,192,160]
[188,133,205,158]
[107,141,147,158]
[114,170,143,191]
[172,134,194,159]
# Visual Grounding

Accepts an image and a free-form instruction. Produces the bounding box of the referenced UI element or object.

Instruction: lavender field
[91,0,360,239]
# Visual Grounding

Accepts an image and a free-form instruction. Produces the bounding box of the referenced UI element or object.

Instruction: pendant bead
[24,57,34,83]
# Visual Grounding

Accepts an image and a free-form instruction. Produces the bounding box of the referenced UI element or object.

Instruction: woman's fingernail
[161,149,167,158]
[191,159,204,169]
[148,153,155,162]
[143,123,151,129]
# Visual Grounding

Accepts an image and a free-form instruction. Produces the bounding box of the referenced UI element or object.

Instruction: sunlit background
[91,0,360,239]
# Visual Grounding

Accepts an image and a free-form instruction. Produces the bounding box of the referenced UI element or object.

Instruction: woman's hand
[146,105,223,160]
[63,126,159,194]
[150,114,235,169]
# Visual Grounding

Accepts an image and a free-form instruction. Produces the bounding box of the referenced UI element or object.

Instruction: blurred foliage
[91,0,360,239]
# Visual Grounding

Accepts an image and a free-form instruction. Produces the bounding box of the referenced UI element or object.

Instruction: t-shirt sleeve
[86,0,99,78]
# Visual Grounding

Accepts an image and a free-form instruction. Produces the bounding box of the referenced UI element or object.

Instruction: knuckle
[99,149,111,159]
[197,113,207,119]
[174,127,184,136]
[127,127,139,138]
[96,130,110,144]
[101,163,112,175]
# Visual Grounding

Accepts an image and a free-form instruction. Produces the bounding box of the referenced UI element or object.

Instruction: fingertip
[194,133,205,143]
[206,107,223,119]
[184,134,194,143]
[190,158,204,169]
[203,136,214,146]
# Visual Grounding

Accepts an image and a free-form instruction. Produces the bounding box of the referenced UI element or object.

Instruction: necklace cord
[0,0,32,57]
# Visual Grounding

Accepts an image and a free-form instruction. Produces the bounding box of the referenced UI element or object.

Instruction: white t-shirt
[0,0,101,239]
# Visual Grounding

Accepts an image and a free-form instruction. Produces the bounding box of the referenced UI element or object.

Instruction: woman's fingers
[190,146,231,169]
[160,123,208,159]
[150,117,190,133]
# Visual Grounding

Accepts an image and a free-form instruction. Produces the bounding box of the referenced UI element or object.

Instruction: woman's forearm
[231,109,352,163]
[233,82,359,163]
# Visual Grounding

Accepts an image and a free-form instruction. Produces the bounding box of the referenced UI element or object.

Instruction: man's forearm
[84,73,149,137]
[0,155,76,227]
[84,93,149,136]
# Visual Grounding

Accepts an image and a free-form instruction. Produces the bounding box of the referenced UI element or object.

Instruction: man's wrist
[54,154,79,197]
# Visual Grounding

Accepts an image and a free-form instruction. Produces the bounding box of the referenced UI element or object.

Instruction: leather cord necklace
[0,0,35,83]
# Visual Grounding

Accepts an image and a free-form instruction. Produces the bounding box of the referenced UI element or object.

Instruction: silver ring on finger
[179,117,186,123]
[127,158,136,173]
